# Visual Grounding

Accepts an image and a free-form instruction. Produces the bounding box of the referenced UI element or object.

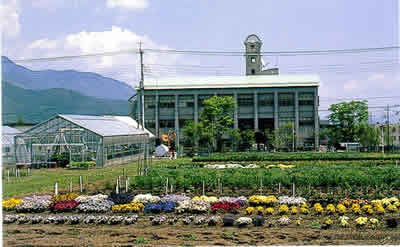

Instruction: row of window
[143,93,314,109]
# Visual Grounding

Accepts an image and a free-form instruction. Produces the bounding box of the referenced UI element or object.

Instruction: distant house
[2,126,22,165]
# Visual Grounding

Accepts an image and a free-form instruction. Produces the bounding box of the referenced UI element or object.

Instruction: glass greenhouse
[15,114,152,167]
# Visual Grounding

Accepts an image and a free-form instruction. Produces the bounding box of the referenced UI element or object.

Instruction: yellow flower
[361,204,372,213]
[301,203,309,208]
[300,207,310,215]
[265,207,274,215]
[355,217,368,226]
[350,203,361,214]
[248,195,278,205]
[296,219,302,226]
[337,204,347,214]
[324,218,333,225]
[326,204,336,214]
[369,218,379,225]
[112,202,144,212]
[2,198,23,210]
[279,204,289,214]
[19,213,25,217]
[256,206,264,212]
[374,204,385,215]
[387,204,398,213]
[339,216,349,227]
[53,193,79,202]
[313,203,323,214]
[290,206,298,215]
[246,207,255,215]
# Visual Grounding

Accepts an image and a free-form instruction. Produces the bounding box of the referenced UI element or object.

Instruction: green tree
[327,100,368,147]
[239,129,255,151]
[358,122,380,148]
[265,123,296,151]
[182,121,202,156]
[231,128,241,152]
[16,115,24,126]
[199,96,235,152]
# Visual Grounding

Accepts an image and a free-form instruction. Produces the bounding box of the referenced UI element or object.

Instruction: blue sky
[1,0,399,121]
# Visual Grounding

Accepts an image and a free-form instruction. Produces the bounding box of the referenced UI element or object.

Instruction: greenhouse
[2,126,22,165]
[15,114,152,167]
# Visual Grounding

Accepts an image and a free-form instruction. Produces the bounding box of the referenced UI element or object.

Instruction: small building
[2,126,22,165]
[15,114,152,167]
[130,34,320,153]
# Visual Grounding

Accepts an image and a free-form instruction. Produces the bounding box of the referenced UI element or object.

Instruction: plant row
[192,152,400,162]
[3,213,399,230]
[3,193,399,217]
[130,167,400,194]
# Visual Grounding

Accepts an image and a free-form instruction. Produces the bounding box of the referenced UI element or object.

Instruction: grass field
[2,158,192,198]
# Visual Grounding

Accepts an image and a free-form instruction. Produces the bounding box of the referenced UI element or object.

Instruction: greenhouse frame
[15,114,152,167]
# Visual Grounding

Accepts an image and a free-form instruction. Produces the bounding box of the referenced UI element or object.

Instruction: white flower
[279,216,291,226]
[236,217,252,226]
[278,196,307,205]
[133,194,160,204]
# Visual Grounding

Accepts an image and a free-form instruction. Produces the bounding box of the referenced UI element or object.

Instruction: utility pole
[139,42,145,130]
[387,105,390,148]
[381,125,384,154]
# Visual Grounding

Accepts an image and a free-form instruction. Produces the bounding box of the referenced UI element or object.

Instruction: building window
[279,93,294,106]
[251,69,255,75]
[258,94,274,106]
[238,94,254,106]
[144,96,155,109]
[160,120,175,128]
[3,147,10,153]
[159,95,175,108]
[299,93,314,106]
[251,57,256,63]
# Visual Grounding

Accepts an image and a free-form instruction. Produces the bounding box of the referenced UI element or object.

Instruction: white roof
[2,126,21,145]
[58,115,152,137]
[139,74,320,90]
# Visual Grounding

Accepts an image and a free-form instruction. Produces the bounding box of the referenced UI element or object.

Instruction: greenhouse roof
[58,115,152,137]
[2,126,21,145]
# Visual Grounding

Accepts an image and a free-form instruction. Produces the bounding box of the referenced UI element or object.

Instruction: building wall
[131,86,319,151]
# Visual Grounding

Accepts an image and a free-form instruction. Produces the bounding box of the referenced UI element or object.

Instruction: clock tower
[244,34,263,75]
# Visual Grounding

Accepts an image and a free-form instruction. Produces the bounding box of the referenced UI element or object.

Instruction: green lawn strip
[2,158,192,198]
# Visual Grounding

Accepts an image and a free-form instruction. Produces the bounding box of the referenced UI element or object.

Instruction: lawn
[2,158,192,198]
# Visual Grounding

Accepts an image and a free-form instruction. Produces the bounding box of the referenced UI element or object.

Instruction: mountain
[1,56,135,100]
[2,80,130,124]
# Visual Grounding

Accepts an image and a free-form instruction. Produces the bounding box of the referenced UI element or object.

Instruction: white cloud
[106,0,149,9]
[22,26,180,86]
[0,0,20,39]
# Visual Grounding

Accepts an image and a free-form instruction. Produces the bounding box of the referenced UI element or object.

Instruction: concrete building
[130,34,320,152]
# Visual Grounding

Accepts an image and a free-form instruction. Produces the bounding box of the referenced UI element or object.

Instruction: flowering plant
[300,206,309,215]
[350,203,361,214]
[107,192,133,205]
[150,215,166,225]
[108,216,124,225]
[386,204,398,213]
[192,195,218,203]
[53,193,79,202]
[75,194,108,203]
[278,196,306,205]
[235,217,252,226]
[337,204,347,214]
[51,200,79,212]
[193,216,207,225]
[290,206,297,215]
[313,203,323,214]
[369,218,379,229]
[133,194,160,204]
[206,216,221,226]
[160,194,190,203]
[355,217,368,226]
[144,201,176,214]
[279,216,291,226]
[77,199,114,213]
[3,198,23,210]
[323,218,333,228]
[326,204,336,214]
[123,215,138,225]
[279,205,289,215]
[246,207,255,215]
[211,202,241,212]
[248,195,277,206]
[112,202,144,213]
[265,207,275,215]
[3,214,19,224]
[182,216,194,225]
[16,195,52,213]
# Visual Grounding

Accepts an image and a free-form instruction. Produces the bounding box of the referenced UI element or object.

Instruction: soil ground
[4,216,400,246]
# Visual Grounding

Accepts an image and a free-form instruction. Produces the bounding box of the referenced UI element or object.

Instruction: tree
[239,129,255,151]
[16,115,24,126]
[327,100,368,147]
[358,122,380,148]
[265,123,296,151]
[199,96,235,152]
[182,121,202,155]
